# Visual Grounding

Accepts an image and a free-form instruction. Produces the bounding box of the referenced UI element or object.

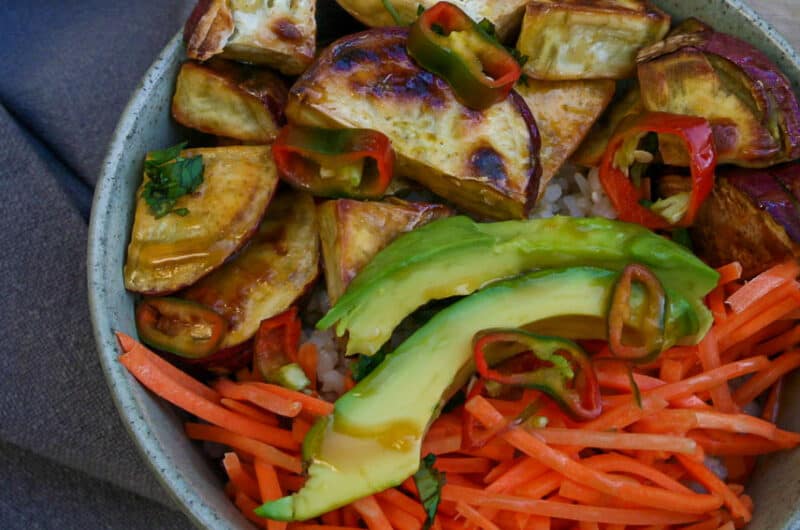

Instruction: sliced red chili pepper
[407,2,522,110]
[607,264,667,363]
[599,112,716,229]
[135,297,228,359]
[253,307,309,390]
[272,124,394,199]
[473,329,601,421]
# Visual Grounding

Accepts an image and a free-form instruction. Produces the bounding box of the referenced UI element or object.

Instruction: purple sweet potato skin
[771,161,800,203]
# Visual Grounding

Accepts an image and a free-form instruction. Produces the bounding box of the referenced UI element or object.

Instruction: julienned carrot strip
[434,457,493,474]
[421,431,462,455]
[560,480,629,508]
[678,513,724,530]
[466,396,721,514]
[287,525,363,530]
[697,330,737,413]
[379,500,423,530]
[441,485,702,525]
[660,357,685,383]
[487,459,548,493]
[707,286,727,324]
[292,417,312,444]
[276,471,305,492]
[234,491,266,524]
[119,348,298,450]
[484,458,520,485]
[320,510,343,526]
[716,262,743,285]
[464,437,515,461]
[255,460,286,530]
[246,382,334,416]
[456,501,501,530]
[185,423,302,473]
[297,342,319,390]
[221,398,280,426]
[514,470,562,499]
[753,324,800,357]
[351,496,392,530]
[717,522,735,530]
[762,378,784,424]
[223,452,261,500]
[725,260,799,313]
[733,351,800,406]
[528,427,697,454]
[717,284,800,351]
[375,489,426,522]
[584,396,669,432]
[525,516,550,530]
[116,332,220,402]
[581,454,693,494]
[689,431,785,456]
[675,454,750,523]
[214,378,302,418]
[595,365,705,409]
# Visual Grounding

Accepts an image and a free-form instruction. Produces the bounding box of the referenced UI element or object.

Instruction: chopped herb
[381,0,404,25]
[414,454,446,529]
[417,4,425,16]
[142,142,204,218]
[350,349,388,382]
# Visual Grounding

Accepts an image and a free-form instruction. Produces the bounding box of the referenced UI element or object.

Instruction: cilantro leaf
[142,142,204,218]
[350,349,388,382]
[414,454,446,530]
[476,18,529,68]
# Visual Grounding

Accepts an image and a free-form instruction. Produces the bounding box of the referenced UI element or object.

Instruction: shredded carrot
[223,452,261,500]
[287,525,363,530]
[291,417,312,444]
[119,347,298,450]
[717,283,800,351]
[466,396,721,515]
[221,398,280,426]
[254,459,286,530]
[696,330,737,413]
[733,351,800,406]
[379,499,423,530]
[725,260,799,313]
[297,342,319,390]
[434,456,493,474]
[246,382,335,416]
[689,431,786,456]
[753,324,800,356]
[529,428,697,454]
[351,496,392,530]
[116,331,220,402]
[707,286,728,324]
[234,491,266,525]
[375,489,426,522]
[762,378,784,424]
[675,454,750,523]
[185,422,302,473]
[716,263,743,286]
[214,378,302,418]
[456,501,501,530]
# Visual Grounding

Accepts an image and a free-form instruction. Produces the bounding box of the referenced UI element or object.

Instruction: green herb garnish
[476,18,529,67]
[414,453,446,530]
[142,142,204,218]
[381,0,404,25]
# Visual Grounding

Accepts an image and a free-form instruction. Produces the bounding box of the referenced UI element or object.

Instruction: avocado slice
[318,216,718,356]
[257,266,703,521]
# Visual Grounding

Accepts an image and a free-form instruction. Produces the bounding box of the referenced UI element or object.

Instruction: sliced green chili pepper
[272,125,395,199]
[473,329,602,421]
[135,297,228,358]
[607,264,667,363]
[407,2,522,110]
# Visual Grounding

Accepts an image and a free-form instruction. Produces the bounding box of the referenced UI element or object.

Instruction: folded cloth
[0,0,194,518]
[0,441,192,530]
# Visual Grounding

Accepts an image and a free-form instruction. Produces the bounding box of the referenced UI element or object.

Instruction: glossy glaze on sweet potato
[318,198,453,304]
[124,146,279,295]
[287,28,541,220]
[172,59,287,143]
[182,191,319,348]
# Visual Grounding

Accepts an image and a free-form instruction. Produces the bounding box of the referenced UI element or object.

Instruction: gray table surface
[0,1,797,529]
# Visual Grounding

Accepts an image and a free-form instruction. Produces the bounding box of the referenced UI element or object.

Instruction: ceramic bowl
[88,1,800,528]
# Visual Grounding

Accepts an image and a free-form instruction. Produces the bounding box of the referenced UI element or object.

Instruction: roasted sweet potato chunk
[172,59,287,143]
[287,28,541,220]
[517,0,669,81]
[637,19,800,167]
[124,146,278,295]
[516,78,615,192]
[318,198,453,304]
[333,0,527,40]
[184,0,315,75]
[183,191,319,348]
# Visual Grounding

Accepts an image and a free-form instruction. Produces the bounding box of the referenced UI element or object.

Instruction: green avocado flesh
[317,216,718,356]
[257,267,703,521]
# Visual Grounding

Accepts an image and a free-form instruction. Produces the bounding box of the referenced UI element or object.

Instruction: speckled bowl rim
[88,4,800,530]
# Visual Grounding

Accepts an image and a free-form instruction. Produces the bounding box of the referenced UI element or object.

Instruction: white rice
[529,166,617,220]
